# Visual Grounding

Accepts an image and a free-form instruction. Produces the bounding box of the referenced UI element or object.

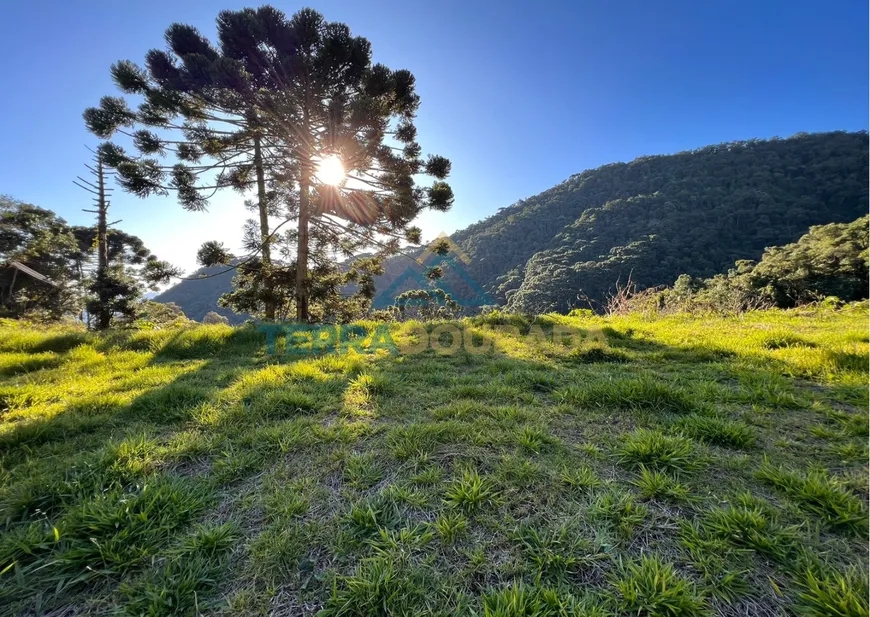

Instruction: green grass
[797,567,870,617]
[612,554,709,617]
[0,306,867,615]
[756,463,868,535]
[674,415,757,449]
[616,429,702,473]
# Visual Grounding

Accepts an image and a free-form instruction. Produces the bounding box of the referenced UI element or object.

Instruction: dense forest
[157,131,868,318]
[477,131,868,313]
[619,215,869,314]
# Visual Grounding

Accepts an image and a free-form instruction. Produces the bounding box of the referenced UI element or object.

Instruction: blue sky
[0,0,866,274]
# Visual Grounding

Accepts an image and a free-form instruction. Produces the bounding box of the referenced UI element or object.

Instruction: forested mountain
[154,263,249,324]
[463,130,868,312]
[157,131,868,317]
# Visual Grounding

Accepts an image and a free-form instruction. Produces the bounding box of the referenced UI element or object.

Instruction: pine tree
[85,6,453,322]
[83,16,283,317]
[72,150,182,329]
[73,148,114,329]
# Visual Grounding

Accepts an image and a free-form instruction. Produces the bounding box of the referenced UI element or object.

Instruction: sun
[315,155,345,186]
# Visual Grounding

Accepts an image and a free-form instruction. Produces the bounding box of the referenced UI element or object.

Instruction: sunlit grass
[0,306,866,614]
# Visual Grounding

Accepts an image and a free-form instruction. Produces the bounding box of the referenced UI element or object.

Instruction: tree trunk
[253,135,276,320]
[96,153,111,331]
[296,156,310,322]
[296,99,311,323]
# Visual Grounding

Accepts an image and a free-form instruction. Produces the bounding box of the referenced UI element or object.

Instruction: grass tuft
[514,524,600,581]
[612,554,709,617]
[675,415,756,449]
[478,583,595,617]
[756,464,868,535]
[560,464,603,491]
[444,469,499,513]
[632,466,694,503]
[616,429,701,473]
[796,567,869,617]
[555,375,700,414]
[701,501,799,562]
[433,511,468,543]
[589,487,648,539]
[320,554,431,617]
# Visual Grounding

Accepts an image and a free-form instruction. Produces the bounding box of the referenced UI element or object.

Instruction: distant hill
[154,131,868,317]
[154,263,249,324]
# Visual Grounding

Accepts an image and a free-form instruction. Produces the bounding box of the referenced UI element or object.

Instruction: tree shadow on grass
[1,319,866,615]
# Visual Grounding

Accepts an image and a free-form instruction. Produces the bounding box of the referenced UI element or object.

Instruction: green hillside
[460,131,867,312]
[155,264,249,324]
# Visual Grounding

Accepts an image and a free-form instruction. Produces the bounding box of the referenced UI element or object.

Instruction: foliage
[502,131,868,313]
[0,196,176,325]
[636,216,869,314]
[86,5,452,322]
[391,288,460,320]
[202,311,230,325]
[0,196,81,320]
[135,300,189,327]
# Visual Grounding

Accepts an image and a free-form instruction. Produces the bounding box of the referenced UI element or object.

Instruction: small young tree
[391,288,460,321]
[72,227,181,328]
[74,147,117,329]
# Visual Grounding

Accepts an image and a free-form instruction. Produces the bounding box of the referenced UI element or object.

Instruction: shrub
[202,311,230,325]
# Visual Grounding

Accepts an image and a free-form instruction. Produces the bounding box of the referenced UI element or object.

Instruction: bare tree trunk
[96,153,111,330]
[253,135,276,320]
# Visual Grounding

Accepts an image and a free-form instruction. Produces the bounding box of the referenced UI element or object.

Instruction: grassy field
[0,306,867,616]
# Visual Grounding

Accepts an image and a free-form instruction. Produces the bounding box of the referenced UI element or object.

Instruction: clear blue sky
[0,0,866,274]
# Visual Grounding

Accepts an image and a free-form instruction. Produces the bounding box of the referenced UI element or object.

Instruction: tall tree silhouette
[84,6,452,322]
[74,147,115,329]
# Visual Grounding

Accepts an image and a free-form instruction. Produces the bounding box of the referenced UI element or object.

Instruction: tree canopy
[659,215,870,312]
[0,196,176,325]
[85,5,452,322]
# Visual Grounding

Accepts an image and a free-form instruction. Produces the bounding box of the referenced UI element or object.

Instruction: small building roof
[3,261,58,287]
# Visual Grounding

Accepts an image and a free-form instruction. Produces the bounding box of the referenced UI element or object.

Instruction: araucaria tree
[73,149,181,329]
[84,6,453,322]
